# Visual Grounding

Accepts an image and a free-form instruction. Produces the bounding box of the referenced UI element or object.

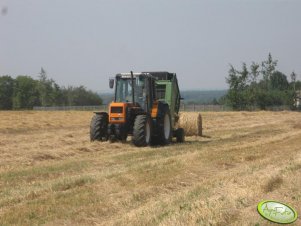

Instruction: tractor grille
[111,106,123,113]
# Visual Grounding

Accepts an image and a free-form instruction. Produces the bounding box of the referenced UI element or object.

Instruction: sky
[1,0,301,92]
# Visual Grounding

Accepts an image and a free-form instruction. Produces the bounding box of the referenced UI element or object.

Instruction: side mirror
[109,79,114,89]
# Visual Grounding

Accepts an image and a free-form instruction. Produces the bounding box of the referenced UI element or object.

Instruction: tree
[261,53,277,89]
[38,67,47,106]
[290,71,296,91]
[0,72,103,109]
[37,67,58,106]
[51,82,64,105]
[225,64,249,110]
[60,86,102,106]
[295,81,301,90]
[248,62,260,106]
[238,62,249,88]
[0,76,14,109]
[224,53,299,110]
[250,62,260,84]
[225,65,240,109]
[226,65,238,89]
[13,76,40,109]
[270,71,289,91]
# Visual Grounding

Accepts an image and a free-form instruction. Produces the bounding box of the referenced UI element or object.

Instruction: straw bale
[178,112,202,136]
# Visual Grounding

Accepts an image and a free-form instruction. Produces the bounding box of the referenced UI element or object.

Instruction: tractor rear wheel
[156,106,172,145]
[132,115,151,147]
[90,114,108,141]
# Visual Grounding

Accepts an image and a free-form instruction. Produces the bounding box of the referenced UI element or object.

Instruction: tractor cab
[111,73,156,113]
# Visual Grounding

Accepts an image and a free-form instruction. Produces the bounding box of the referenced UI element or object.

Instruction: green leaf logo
[257,200,298,224]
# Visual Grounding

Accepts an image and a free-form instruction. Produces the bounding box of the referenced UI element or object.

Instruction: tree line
[224,53,301,110]
[0,68,102,110]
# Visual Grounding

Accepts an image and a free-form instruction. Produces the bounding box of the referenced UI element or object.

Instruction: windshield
[115,76,146,108]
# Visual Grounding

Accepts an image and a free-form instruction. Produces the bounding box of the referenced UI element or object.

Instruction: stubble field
[0,111,301,225]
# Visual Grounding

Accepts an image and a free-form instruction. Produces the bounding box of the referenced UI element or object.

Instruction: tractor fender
[93,112,108,117]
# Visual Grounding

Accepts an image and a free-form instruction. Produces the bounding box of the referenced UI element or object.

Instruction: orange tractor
[90,71,184,146]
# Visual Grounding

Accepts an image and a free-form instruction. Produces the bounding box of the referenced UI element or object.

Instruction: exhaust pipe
[131,71,135,104]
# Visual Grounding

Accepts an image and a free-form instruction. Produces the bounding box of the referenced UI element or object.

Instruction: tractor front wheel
[90,114,108,141]
[132,115,152,147]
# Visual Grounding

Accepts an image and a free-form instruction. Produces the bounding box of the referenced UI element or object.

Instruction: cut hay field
[0,111,301,225]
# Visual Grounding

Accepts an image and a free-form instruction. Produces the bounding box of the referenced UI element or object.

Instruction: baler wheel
[175,128,185,143]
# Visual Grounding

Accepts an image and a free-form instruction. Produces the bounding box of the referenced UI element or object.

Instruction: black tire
[155,106,172,145]
[117,126,128,142]
[176,128,185,143]
[132,115,152,147]
[90,114,108,141]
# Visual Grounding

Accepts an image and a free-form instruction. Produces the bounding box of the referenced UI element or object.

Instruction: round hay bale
[178,112,202,136]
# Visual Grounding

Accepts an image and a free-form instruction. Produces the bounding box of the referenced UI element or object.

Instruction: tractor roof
[116,72,150,77]
[142,71,176,81]
[116,71,176,81]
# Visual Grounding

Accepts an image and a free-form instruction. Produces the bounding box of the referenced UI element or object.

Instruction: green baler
[143,71,184,140]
